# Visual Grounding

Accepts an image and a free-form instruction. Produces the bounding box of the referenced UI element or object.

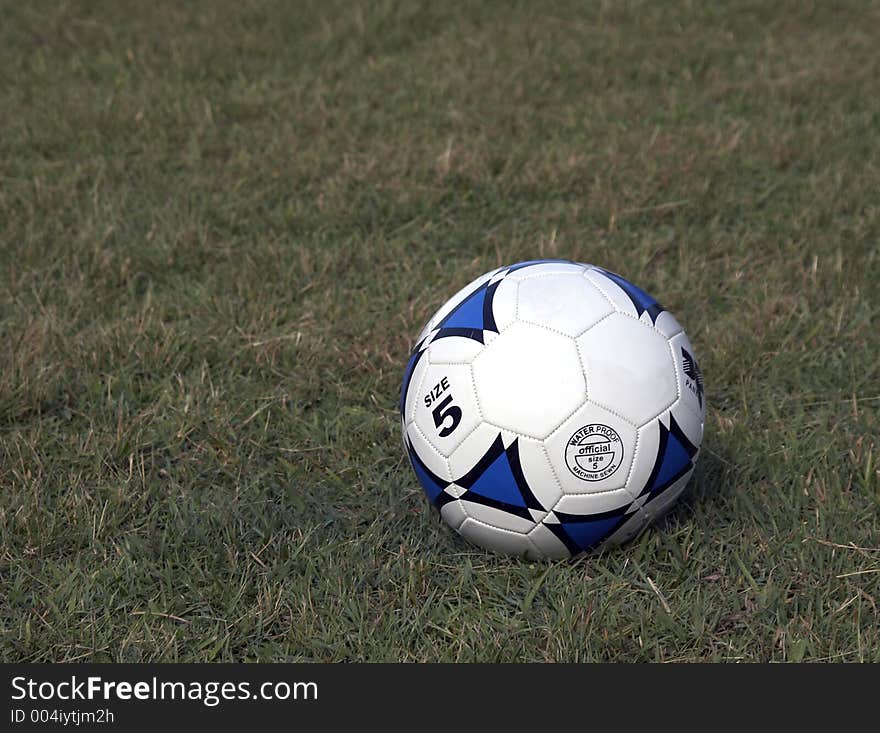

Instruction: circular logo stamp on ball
[565,424,624,482]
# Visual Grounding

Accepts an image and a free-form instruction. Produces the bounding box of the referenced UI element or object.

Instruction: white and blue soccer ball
[400,260,705,559]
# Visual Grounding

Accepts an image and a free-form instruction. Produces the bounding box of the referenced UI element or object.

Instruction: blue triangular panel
[467,450,527,508]
[650,431,692,493]
[432,327,484,344]
[439,287,488,331]
[558,515,622,551]
[408,445,447,503]
[598,269,659,317]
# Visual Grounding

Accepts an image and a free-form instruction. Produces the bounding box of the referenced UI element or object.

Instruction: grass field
[2,0,879,662]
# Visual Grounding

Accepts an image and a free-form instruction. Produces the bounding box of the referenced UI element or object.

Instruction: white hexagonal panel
[576,312,678,427]
[458,518,538,557]
[472,321,587,439]
[543,401,638,495]
[413,362,482,457]
[516,273,615,337]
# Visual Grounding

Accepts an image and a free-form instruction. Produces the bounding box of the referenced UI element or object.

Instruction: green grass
[1,0,879,662]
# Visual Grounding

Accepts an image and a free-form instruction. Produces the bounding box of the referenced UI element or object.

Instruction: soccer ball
[400,260,705,559]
